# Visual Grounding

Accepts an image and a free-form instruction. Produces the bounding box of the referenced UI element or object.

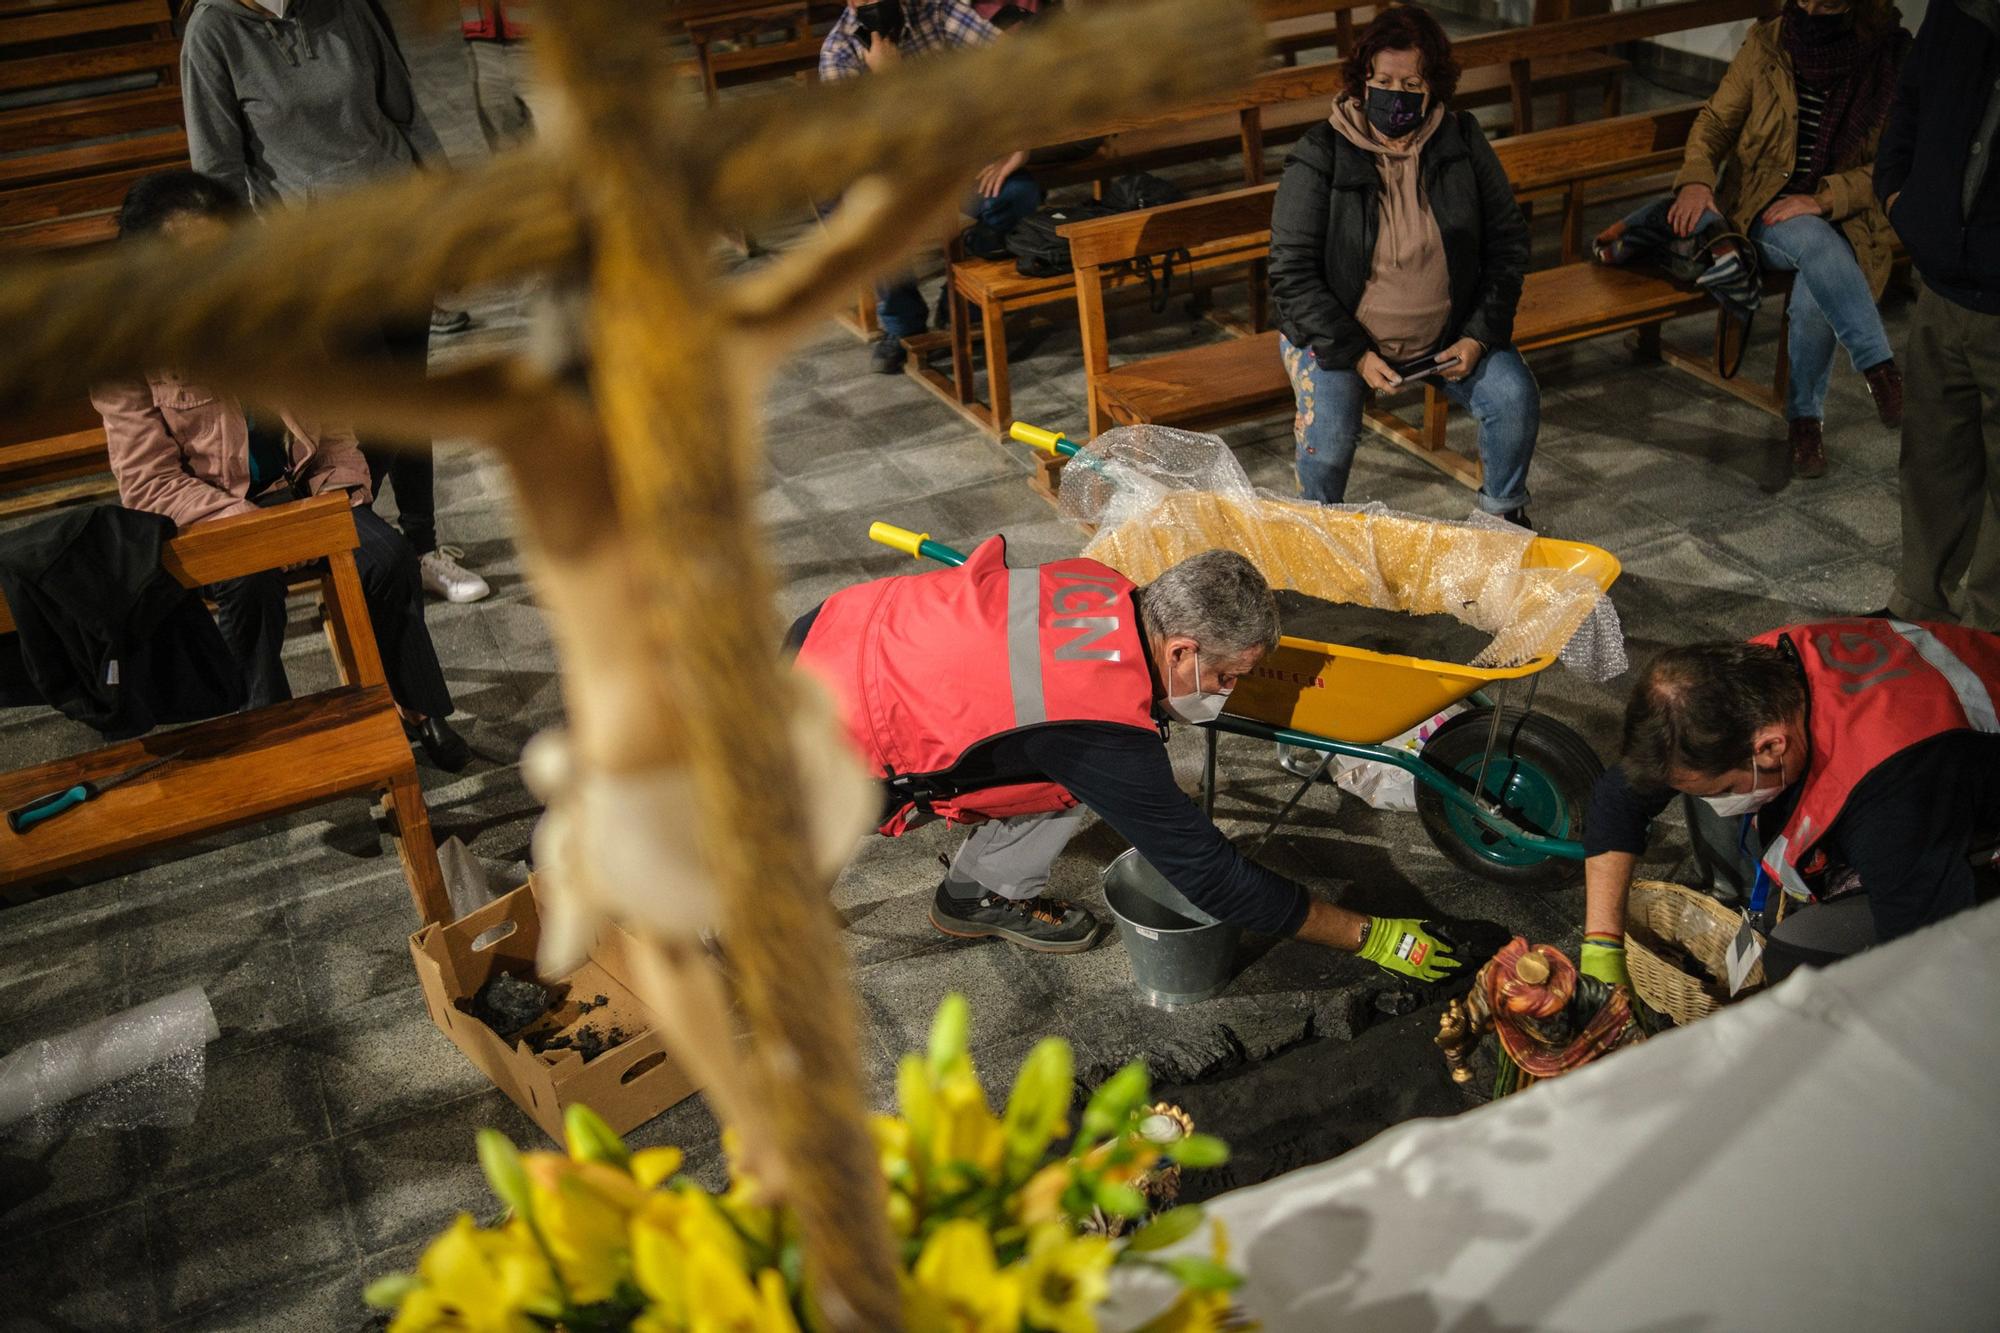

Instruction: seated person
[790,540,1461,981]
[90,170,469,772]
[1598,0,1910,479]
[1579,619,1999,986]
[1270,5,1536,526]
[819,0,1040,372]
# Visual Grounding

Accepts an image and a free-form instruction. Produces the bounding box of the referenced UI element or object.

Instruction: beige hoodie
[1327,98,1452,362]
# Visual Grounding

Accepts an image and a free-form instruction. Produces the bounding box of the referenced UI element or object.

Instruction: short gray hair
[1140,549,1280,657]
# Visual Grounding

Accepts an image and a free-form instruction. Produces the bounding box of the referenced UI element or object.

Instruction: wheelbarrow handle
[1008,421,1081,459]
[868,521,968,567]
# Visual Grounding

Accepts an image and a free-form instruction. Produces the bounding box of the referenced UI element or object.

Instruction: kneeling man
[1579,618,2000,985]
[791,537,1458,979]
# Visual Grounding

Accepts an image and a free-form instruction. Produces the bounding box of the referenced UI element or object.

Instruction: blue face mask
[1364,86,1428,138]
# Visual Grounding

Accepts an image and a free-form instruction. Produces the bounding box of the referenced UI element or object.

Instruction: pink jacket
[91,375,372,532]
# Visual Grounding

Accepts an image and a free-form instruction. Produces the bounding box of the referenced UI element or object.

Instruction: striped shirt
[1788,79,1831,193]
[818,0,999,82]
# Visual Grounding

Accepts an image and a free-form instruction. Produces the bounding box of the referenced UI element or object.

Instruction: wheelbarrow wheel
[1415,708,1603,888]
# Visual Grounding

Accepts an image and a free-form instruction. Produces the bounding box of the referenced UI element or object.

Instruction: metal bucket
[1104,848,1241,1009]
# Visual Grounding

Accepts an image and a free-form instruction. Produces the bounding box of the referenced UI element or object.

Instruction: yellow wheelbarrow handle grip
[868,521,930,559]
[1009,421,1078,458]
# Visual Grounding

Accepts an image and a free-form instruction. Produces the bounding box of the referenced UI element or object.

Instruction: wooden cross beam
[0,2,1260,1325]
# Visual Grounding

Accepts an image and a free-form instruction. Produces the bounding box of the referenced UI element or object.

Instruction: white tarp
[1108,898,2000,1332]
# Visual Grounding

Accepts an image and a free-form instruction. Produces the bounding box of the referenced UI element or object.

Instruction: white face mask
[1163,646,1233,725]
[1701,755,1785,817]
[257,0,289,17]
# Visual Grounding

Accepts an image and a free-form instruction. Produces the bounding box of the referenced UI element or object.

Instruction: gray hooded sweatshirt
[180,0,445,210]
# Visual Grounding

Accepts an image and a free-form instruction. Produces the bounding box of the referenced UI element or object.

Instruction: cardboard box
[411,879,700,1143]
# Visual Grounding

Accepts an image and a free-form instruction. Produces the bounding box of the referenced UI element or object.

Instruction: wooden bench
[0,494,451,923]
[1042,103,1794,499]
[1,1,188,516]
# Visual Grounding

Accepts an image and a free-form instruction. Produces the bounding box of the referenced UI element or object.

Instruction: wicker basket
[1625,880,1766,1026]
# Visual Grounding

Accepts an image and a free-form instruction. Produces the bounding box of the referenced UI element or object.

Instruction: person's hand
[1579,933,1632,989]
[1437,336,1483,383]
[976,150,1028,199]
[863,30,900,71]
[1358,917,1462,981]
[1761,193,1825,226]
[1668,183,1716,238]
[1358,349,1402,393]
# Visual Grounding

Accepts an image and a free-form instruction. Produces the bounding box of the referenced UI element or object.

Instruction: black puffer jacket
[1269,110,1530,370]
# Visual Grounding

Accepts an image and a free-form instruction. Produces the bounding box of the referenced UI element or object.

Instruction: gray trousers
[464,39,536,152]
[1764,895,1878,982]
[946,806,1088,900]
[1891,278,2000,632]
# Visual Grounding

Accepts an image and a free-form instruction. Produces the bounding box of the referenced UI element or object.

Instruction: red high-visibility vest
[461,3,529,39]
[1753,619,2000,897]
[796,536,1159,834]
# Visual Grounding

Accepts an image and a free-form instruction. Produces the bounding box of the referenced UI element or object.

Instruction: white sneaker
[420,545,490,603]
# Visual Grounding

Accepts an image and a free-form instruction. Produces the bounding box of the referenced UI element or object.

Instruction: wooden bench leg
[1509,59,1534,136]
[950,289,977,414]
[386,772,452,925]
[1633,323,1663,363]
[1602,72,1624,119]
[981,298,1013,438]
[1557,89,1576,126]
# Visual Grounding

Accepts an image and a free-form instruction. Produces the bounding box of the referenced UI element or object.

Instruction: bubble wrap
[1063,425,1627,682]
[0,987,218,1142]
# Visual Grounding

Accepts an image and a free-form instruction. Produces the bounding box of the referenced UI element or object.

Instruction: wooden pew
[1041,101,1784,499]
[0,494,451,924]
[0,1,187,516]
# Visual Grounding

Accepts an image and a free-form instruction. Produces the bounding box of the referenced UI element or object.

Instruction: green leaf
[1090,1178,1148,1218]
[1079,1061,1150,1143]
[564,1104,631,1168]
[1002,1038,1074,1174]
[1160,1256,1244,1292]
[477,1128,533,1216]
[1125,1206,1205,1254]
[1162,1133,1231,1169]
[927,992,971,1080]
[362,1272,420,1308]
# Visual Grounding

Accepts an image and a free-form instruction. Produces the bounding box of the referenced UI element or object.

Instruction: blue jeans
[1278,335,1539,513]
[1619,198,1894,420]
[877,172,1044,340]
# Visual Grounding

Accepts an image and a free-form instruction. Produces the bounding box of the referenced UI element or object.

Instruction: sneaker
[1863,359,1903,428]
[405,715,472,773]
[420,545,491,603]
[928,881,1100,953]
[870,335,908,374]
[430,306,473,336]
[1789,417,1826,480]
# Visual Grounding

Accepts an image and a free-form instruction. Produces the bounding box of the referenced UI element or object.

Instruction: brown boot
[1863,359,1904,428]
[1790,417,1826,479]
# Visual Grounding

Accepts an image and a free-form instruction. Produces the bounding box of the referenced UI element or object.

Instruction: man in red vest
[791,541,1461,978]
[1577,618,2000,984]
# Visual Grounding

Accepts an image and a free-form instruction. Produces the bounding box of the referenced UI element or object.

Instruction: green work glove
[1359,917,1461,982]
[1579,932,1631,988]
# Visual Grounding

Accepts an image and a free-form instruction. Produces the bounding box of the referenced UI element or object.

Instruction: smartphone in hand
[1393,351,1461,384]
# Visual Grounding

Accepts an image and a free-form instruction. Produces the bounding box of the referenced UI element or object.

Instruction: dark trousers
[207,492,454,718]
[1891,277,2000,631]
[356,319,438,555]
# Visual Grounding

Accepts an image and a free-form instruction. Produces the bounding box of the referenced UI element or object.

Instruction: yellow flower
[1016,1223,1113,1333]
[904,1220,1023,1333]
[1015,1163,1072,1227]
[686,1258,802,1333]
[525,1155,644,1305]
[631,1189,750,1326]
[1127,1220,1250,1333]
[633,1146,685,1190]
[389,1214,558,1333]
[933,1071,1006,1179]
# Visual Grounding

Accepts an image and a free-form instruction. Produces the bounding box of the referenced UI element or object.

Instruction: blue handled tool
[7,755,171,834]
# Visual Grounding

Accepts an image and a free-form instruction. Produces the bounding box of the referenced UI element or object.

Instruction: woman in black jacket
[1270,6,1535,524]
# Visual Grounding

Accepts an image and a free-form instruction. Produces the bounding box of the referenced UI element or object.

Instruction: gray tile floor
[0,10,1907,1330]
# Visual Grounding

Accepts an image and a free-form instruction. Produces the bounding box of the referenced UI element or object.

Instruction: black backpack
[1102,172,1184,212]
[1004,200,1123,277]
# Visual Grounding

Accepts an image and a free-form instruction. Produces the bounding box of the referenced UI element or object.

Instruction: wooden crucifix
[0,2,1258,1324]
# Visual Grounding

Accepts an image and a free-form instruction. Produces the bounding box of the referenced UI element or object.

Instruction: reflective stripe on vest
[1007,566,1046,727]
[1756,618,2000,896]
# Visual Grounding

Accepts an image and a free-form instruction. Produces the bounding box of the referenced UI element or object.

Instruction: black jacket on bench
[1268,110,1529,370]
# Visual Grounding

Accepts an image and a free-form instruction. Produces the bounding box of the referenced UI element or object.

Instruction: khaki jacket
[91,375,371,532]
[1672,15,1897,297]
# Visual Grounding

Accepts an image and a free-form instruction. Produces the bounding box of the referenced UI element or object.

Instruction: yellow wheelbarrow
[866,422,1624,888]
